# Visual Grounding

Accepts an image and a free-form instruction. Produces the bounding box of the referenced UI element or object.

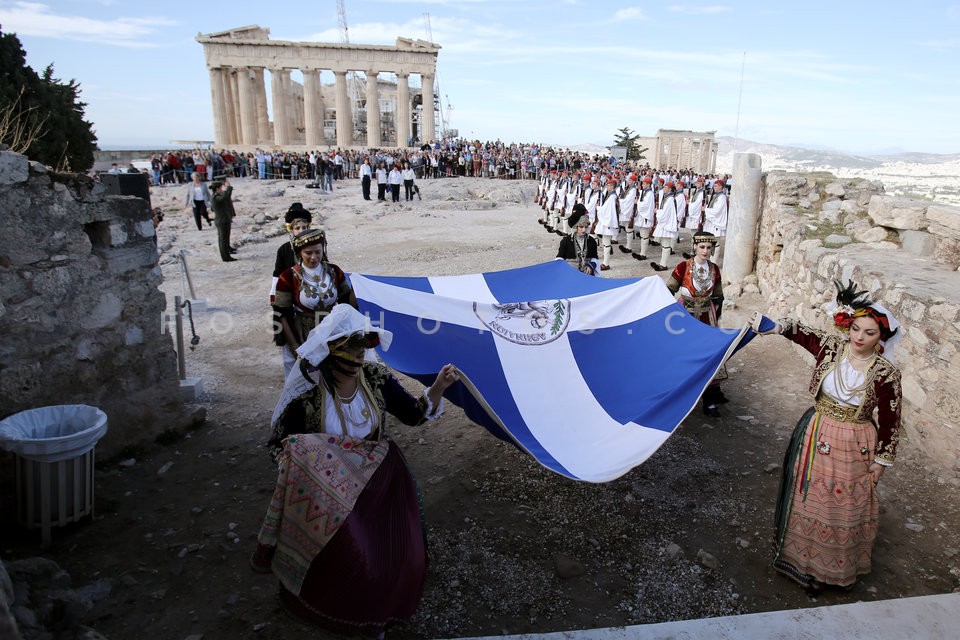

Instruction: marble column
[253,68,270,144]
[271,68,290,146]
[723,153,763,281]
[421,73,435,144]
[229,70,242,147]
[334,70,351,148]
[303,69,323,147]
[365,70,380,148]
[236,67,259,146]
[208,68,227,147]
[295,94,305,143]
[396,72,410,148]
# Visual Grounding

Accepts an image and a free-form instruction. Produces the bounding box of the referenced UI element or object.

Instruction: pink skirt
[774,409,879,588]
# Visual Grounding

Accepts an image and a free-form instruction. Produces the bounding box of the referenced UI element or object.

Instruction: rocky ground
[2,175,959,640]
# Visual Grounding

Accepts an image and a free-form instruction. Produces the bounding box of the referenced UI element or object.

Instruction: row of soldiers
[535,168,729,272]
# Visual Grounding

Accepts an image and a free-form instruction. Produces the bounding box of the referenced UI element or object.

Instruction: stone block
[902,376,927,407]
[855,226,890,243]
[925,204,960,237]
[864,241,899,251]
[100,246,158,274]
[840,200,862,214]
[867,195,927,230]
[900,230,937,257]
[180,377,205,402]
[79,292,123,330]
[824,234,852,246]
[0,151,29,185]
[109,222,129,246]
[825,181,847,197]
[934,237,960,268]
[928,304,960,322]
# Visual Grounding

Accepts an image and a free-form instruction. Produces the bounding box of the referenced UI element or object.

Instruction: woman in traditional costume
[751,281,902,595]
[556,205,600,276]
[270,202,313,299]
[665,231,727,416]
[251,305,459,636]
[273,228,356,379]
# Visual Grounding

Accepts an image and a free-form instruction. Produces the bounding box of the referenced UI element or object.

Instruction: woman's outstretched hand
[427,364,460,410]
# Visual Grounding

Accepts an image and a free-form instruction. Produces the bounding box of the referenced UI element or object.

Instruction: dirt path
[3,176,959,639]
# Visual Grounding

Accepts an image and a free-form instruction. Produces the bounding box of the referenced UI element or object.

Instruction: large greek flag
[352,261,752,483]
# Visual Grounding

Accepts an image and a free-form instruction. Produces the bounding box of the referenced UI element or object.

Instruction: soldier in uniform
[703,178,729,264]
[592,177,620,272]
[650,181,681,271]
[617,173,639,256]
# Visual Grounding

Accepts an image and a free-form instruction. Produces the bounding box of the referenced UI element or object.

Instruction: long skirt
[773,408,879,588]
[251,434,426,635]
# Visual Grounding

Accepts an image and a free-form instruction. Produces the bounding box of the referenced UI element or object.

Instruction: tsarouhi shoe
[600,264,611,271]
[632,253,647,260]
[618,245,631,253]
[649,239,661,246]
[650,262,669,271]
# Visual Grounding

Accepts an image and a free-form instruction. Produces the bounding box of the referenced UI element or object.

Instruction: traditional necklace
[692,260,712,293]
[849,351,875,362]
[337,392,372,427]
[300,264,334,302]
[335,384,359,403]
[833,357,870,401]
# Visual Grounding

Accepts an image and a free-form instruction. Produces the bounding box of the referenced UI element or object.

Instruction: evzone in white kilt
[631,179,656,260]
[650,183,682,271]
[593,183,620,271]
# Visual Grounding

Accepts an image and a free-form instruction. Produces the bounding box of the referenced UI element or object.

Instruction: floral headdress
[831,280,873,330]
[828,280,902,361]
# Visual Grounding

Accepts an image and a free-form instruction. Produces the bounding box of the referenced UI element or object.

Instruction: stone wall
[741,170,960,475]
[0,150,193,458]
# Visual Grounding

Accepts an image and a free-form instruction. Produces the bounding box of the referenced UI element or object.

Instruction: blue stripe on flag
[570,305,739,431]
[360,273,435,294]
[481,261,640,301]
[360,299,575,478]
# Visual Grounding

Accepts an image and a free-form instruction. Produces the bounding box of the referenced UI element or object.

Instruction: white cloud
[614,7,646,20]
[667,5,731,14]
[917,38,957,48]
[0,1,176,47]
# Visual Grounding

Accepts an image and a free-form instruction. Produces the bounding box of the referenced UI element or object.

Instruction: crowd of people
[143,138,905,636]
[145,138,563,188]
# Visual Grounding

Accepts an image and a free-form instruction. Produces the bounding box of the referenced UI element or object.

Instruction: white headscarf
[271,305,393,428]
[296,304,393,365]
[869,302,902,363]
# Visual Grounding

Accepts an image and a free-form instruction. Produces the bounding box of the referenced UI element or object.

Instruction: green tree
[612,126,648,162]
[0,26,97,171]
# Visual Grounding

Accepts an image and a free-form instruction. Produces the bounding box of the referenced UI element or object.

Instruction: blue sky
[2,0,958,154]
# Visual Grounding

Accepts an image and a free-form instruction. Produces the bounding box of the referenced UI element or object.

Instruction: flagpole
[733,52,746,154]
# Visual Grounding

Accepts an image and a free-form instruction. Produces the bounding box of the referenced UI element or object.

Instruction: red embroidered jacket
[780,319,902,464]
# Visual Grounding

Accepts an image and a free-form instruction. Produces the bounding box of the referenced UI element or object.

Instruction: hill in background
[713,136,960,206]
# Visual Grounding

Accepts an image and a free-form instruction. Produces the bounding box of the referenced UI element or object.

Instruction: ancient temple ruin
[195,25,441,150]
[637,129,719,174]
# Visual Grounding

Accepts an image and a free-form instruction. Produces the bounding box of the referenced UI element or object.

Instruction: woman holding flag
[751,281,902,596]
[252,305,459,636]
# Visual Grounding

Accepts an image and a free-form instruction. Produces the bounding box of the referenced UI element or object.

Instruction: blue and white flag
[351,261,753,483]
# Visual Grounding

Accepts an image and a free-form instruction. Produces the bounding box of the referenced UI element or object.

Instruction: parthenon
[195,26,441,150]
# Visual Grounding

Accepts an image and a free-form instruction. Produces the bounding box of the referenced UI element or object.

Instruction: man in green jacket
[210,179,237,262]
